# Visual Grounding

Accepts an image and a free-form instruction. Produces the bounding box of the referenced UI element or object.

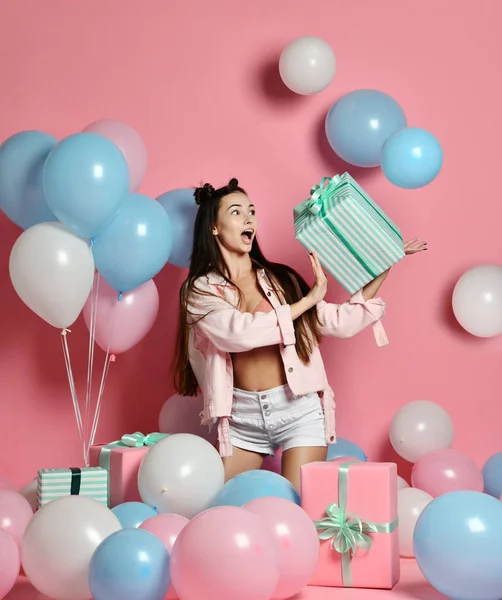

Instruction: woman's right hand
[306,251,327,306]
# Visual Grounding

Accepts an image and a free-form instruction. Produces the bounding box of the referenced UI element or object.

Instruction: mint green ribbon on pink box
[294,173,405,295]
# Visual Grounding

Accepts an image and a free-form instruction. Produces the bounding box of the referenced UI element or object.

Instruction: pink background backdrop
[0,0,500,487]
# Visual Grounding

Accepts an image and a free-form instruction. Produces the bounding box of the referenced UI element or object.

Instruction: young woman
[174,178,426,490]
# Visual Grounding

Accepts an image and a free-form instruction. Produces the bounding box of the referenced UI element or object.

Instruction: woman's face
[212,192,257,254]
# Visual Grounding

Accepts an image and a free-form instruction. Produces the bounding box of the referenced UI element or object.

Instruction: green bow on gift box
[119,431,168,447]
[293,175,342,218]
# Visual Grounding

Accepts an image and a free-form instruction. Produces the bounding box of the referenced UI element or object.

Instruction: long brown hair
[173,178,321,396]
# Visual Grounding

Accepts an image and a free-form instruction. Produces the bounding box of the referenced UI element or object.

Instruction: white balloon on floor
[398,487,433,557]
[452,264,502,337]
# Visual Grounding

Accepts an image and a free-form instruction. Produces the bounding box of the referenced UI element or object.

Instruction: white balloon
[397,475,410,490]
[9,222,95,329]
[19,478,37,512]
[22,496,121,600]
[398,487,433,557]
[138,434,224,519]
[279,36,336,95]
[390,400,454,463]
[452,265,502,337]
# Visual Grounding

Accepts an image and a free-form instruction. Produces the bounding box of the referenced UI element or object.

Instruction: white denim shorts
[228,384,326,455]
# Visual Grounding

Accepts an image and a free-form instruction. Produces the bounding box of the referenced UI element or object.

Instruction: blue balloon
[111,501,157,528]
[43,132,129,238]
[0,131,58,229]
[381,127,443,189]
[325,89,406,167]
[211,470,300,507]
[482,451,502,498]
[327,437,367,462]
[414,491,502,600]
[157,188,197,269]
[89,528,170,600]
[93,193,172,292]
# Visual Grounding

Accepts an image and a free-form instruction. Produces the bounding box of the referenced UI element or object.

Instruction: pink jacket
[187,269,388,456]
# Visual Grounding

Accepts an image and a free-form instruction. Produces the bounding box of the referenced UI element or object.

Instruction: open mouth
[241,229,254,245]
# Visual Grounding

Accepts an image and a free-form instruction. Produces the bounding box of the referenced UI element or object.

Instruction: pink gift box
[301,460,399,589]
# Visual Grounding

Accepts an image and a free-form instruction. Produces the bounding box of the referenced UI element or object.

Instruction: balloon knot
[61,328,72,336]
[90,238,96,246]
[110,354,116,363]
[118,292,123,301]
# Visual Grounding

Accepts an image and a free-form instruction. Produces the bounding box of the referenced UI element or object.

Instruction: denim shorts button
[260,394,267,400]
[288,367,294,373]
[265,411,271,417]
[263,404,269,410]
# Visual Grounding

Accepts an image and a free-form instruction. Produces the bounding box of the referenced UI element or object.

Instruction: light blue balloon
[327,437,367,462]
[325,89,407,167]
[89,529,170,600]
[414,491,502,600]
[0,131,58,229]
[93,193,172,293]
[43,132,129,238]
[482,451,502,498]
[381,127,443,189]
[111,501,157,528]
[157,188,197,268]
[211,469,300,507]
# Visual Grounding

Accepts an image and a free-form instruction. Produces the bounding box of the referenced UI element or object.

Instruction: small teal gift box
[294,173,405,295]
[37,467,108,508]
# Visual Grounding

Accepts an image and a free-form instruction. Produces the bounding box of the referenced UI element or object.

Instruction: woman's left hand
[404,238,427,256]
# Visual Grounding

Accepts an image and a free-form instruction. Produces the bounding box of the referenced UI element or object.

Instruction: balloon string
[61,330,85,463]
[84,273,100,463]
[87,303,117,457]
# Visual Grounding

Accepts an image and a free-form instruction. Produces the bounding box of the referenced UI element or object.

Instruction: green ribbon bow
[313,461,398,587]
[293,175,342,218]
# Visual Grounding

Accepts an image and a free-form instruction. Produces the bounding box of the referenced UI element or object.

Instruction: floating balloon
[43,132,129,238]
[92,193,172,293]
[157,188,197,268]
[89,529,170,600]
[381,127,443,189]
[327,437,367,462]
[390,400,454,463]
[171,506,279,600]
[83,120,147,193]
[0,131,58,229]
[140,513,189,600]
[111,502,157,529]
[211,470,300,508]
[158,393,217,443]
[0,490,33,548]
[279,36,336,95]
[245,497,319,599]
[138,434,224,518]
[0,530,19,600]
[9,222,95,329]
[414,491,502,600]
[83,276,159,354]
[398,487,433,557]
[325,89,406,167]
[21,496,122,600]
[453,265,502,337]
[482,452,502,498]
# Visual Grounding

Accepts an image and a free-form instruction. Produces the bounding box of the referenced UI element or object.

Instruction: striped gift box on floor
[37,467,108,508]
[294,173,405,295]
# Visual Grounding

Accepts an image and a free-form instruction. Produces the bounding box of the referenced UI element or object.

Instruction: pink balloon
[0,530,20,599]
[262,448,283,474]
[0,475,15,491]
[140,514,189,600]
[244,497,319,600]
[83,276,159,354]
[411,449,484,497]
[159,394,217,444]
[83,120,147,192]
[0,490,33,548]
[171,506,279,600]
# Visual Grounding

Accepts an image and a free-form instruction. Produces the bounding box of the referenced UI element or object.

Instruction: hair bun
[228,178,239,190]
[194,183,215,206]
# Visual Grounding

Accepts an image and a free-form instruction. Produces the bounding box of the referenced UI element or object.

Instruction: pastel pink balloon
[0,475,15,491]
[244,497,320,600]
[0,490,33,548]
[159,394,217,444]
[0,530,20,599]
[262,448,283,474]
[171,506,279,600]
[140,514,189,600]
[83,120,147,192]
[411,449,484,497]
[83,276,159,354]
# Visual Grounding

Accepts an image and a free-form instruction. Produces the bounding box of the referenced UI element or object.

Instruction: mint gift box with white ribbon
[293,173,405,295]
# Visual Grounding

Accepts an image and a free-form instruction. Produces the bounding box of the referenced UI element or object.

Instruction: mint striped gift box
[36,467,108,508]
[294,173,405,295]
